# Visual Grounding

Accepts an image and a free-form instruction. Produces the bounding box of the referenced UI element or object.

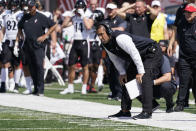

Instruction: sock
[25,76,32,91]
[1,68,8,82]
[82,84,87,89]
[9,78,15,91]
[68,84,74,90]
[14,69,22,84]
[97,65,104,86]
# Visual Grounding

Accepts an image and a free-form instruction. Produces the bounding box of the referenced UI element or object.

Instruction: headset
[97,21,113,35]
[28,0,39,8]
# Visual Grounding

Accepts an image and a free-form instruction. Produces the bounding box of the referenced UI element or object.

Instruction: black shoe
[174,104,184,112]
[0,82,6,93]
[166,103,174,113]
[133,111,152,120]
[152,99,160,112]
[108,110,131,118]
[98,85,103,92]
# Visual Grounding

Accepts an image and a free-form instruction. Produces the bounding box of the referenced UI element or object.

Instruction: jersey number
[75,23,83,32]
[7,20,17,31]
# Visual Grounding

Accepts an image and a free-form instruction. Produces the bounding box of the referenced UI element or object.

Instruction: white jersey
[72,8,92,40]
[3,10,23,40]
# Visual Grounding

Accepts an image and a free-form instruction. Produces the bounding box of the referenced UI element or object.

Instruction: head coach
[16,0,57,96]
[96,22,162,119]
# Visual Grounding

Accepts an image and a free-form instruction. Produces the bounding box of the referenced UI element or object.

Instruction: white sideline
[0,93,195,130]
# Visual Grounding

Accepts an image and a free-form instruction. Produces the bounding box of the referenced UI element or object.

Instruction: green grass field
[1,82,194,130]
[0,106,171,131]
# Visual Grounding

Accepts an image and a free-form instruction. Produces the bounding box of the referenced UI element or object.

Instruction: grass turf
[0,106,171,131]
[17,82,196,114]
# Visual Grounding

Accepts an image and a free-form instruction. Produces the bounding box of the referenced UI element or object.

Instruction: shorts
[68,40,88,67]
[1,40,20,66]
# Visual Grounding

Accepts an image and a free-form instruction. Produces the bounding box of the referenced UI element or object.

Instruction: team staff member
[105,2,127,100]
[97,23,162,119]
[172,3,196,111]
[16,0,57,96]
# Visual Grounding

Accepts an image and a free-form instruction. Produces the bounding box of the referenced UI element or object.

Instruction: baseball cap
[184,3,196,12]
[151,0,161,7]
[106,3,117,9]
[159,40,168,47]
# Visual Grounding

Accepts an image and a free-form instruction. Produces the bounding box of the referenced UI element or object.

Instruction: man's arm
[83,17,94,30]
[154,72,171,85]
[117,3,135,19]
[146,5,159,20]
[37,23,57,43]
[116,34,145,74]
[0,27,5,42]
[167,26,177,56]
[116,34,145,83]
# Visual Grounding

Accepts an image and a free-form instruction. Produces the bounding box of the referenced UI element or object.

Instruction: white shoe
[60,88,74,95]
[81,86,87,94]
[74,77,82,84]
[12,89,19,93]
[23,89,32,95]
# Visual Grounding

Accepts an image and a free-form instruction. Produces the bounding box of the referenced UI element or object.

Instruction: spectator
[150,0,169,42]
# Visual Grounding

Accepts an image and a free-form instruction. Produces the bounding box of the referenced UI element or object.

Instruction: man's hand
[13,41,19,57]
[167,44,173,57]
[77,8,85,18]
[37,34,47,43]
[0,42,2,54]
[136,73,144,84]
[13,46,19,57]
[119,74,127,85]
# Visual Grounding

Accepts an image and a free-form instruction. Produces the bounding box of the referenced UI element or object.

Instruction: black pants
[121,44,162,113]
[105,56,122,98]
[26,46,45,94]
[176,56,196,105]
[154,81,176,106]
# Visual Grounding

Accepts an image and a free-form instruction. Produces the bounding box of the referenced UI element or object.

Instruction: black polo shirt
[18,12,55,48]
[178,18,196,59]
[105,15,127,29]
[174,3,187,28]
[125,13,153,38]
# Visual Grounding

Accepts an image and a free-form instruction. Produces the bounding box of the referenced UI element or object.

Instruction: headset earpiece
[102,23,113,35]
